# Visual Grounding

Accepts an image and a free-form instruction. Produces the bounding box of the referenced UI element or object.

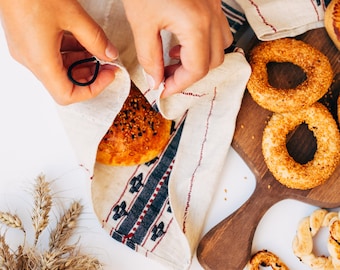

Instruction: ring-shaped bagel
[262,102,340,190]
[247,38,333,113]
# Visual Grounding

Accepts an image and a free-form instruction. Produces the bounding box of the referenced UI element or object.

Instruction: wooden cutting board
[197,28,340,270]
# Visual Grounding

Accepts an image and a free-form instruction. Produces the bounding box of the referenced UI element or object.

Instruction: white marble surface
[0,26,333,269]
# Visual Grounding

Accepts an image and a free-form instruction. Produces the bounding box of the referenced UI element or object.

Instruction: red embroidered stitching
[143,88,152,96]
[180,91,208,98]
[79,164,91,175]
[142,197,170,246]
[309,0,321,21]
[248,0,277,33]
[182,87,217,233]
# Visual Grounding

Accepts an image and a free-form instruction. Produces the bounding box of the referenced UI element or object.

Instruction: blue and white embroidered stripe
[110,117,186,249]
[221,0,246,34]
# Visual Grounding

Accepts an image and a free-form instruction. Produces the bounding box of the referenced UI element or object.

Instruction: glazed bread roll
[325,0,340,50]
[96,82,172,166]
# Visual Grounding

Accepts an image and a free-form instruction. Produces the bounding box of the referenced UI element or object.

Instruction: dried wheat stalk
[49,201,83,251]
[31,174,52,245]
[61,254,102,270]
[21,247,40,270]
[40,248,70,270]
[0,212,25,233]
[0,174,103,270]
[15,245,26,270]
[0,234,16,269]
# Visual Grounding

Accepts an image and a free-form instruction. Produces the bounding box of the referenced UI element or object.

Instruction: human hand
[0,0,119,105]
[122,0,233,98]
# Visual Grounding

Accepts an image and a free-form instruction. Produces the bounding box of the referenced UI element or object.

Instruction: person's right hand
[122,0,233,98]
[0,0,119,105]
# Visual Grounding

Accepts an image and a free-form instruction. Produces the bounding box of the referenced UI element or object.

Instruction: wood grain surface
[197,28,340,270]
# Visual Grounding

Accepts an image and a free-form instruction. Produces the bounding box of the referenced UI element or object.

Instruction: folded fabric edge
[166,51,251,258]
[156,51,250,120]
[56,63,131,175]
[254,21,325,41]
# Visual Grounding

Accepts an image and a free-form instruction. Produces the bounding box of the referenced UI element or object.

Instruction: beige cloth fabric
[235,0,328,40]
[58,0,251,269]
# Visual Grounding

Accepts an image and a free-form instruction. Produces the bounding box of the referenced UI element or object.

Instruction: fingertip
[160,86,181,99]
[160,77,182,99]
[142,69,164,91]
[105,41,119,61]
[141,64,164,91]
[152,72,164,91]
[161,63,208,98]
[91,64,118,94]
[160,88,171,99]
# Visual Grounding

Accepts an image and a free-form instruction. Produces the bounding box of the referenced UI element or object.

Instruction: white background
[0,26,334,269]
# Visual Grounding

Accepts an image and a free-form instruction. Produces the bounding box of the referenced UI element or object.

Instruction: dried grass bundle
[0,174,103,270]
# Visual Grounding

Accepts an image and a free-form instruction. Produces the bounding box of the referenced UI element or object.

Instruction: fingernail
[105,42,118,60]
[144,72,155,90]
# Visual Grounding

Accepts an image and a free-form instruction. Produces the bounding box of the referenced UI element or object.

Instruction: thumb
[63,3,118,61]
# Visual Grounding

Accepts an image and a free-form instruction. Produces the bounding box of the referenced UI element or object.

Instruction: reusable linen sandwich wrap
[234,0,331,40]
[57,0,251,269]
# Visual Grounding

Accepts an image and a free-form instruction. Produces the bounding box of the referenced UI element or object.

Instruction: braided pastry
[292,209,340,269]
[328,219,340,268]
[246,249,289,270]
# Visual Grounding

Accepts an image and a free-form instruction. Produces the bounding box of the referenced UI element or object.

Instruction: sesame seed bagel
[96,82,172,166]
[247,38,333,113]
[262,102,340,190]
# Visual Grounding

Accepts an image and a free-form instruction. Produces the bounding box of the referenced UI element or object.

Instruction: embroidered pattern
[310,0,332,20]
[92,0,248,261]
[248,0,277,33]
[182,87,218,233]
[103,114,186,252]
[246,0,331,33]
[221,1,247,34]
[315,0,332,7]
